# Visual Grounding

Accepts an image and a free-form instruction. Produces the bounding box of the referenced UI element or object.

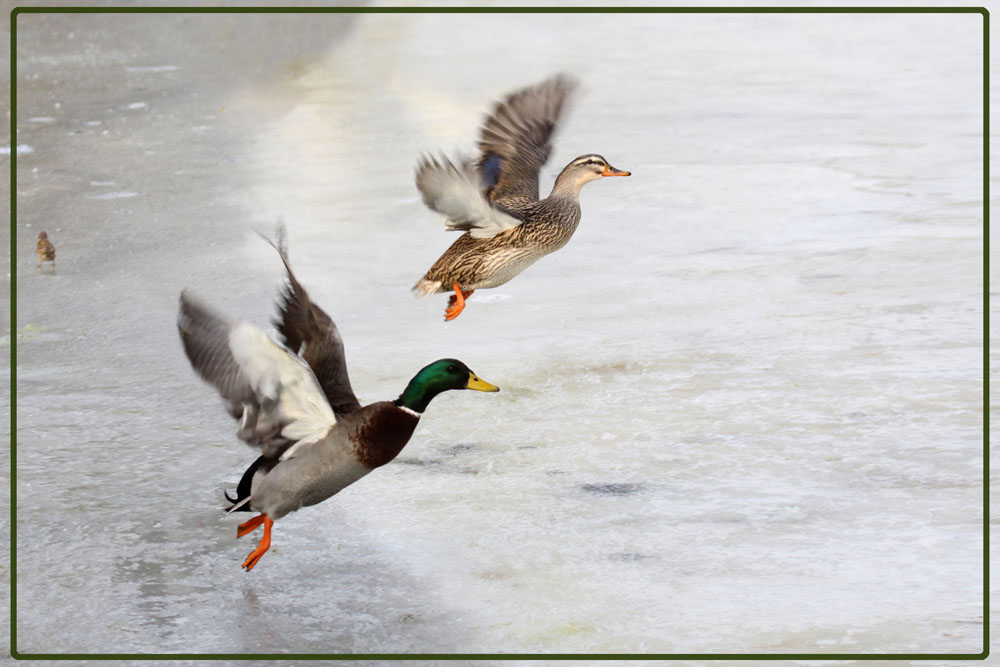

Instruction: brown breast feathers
[350,403,420,469]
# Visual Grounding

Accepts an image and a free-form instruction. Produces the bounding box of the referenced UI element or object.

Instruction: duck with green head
[178,229,498,572]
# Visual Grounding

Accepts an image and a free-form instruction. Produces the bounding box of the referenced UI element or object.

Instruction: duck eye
[447,365,458,373]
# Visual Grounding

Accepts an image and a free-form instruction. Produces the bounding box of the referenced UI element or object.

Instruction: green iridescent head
[395,358,499,414]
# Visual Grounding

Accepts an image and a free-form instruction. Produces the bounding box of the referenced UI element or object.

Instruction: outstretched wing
[476,74,577,205]
[178,291,337,460]
[415,154,524,240]
[264,225,363,415]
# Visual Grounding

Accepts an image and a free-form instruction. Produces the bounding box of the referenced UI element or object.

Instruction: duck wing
[178,291,337,461]
[476,74,577,206]
[266,227,363,415]
[415,154,524,240]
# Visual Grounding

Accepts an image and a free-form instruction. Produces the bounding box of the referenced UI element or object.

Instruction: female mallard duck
[178,232,499,571]
[36,231,55,270]
[412,74,630,321]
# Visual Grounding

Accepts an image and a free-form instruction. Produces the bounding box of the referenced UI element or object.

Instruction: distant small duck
[412,74,630,321]
[178,229,499,571]
[36,231,55,271]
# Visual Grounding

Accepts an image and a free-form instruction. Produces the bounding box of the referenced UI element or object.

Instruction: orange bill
[601,164,631,177]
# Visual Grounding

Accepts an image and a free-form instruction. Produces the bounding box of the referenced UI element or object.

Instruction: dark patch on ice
[394,457,442,466]
[581,360,639,377]
[608,552,650,562]
[692,245,740,254]
[799,272,843,282]
[580,483,644,496]
[397,443,482,470]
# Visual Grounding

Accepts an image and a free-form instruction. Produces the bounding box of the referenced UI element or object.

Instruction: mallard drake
[177,232,499,571]
[412,74,630,321]
[36,231,55,270]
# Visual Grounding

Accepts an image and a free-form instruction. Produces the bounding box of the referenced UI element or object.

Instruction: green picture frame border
[7,4,990,661]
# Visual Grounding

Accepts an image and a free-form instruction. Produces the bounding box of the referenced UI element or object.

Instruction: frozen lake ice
[9,7,986,660]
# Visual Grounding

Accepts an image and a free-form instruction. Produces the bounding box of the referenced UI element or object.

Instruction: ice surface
[11,8,985,659]
[125,65,180,73]
[2,145,35,156]
[84,191,138,200]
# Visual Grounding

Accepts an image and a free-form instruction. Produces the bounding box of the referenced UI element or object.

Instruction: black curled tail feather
[223,489,249,511]
[224,455,272,512]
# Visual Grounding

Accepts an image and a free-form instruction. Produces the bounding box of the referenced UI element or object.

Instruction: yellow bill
[466,372,500,392]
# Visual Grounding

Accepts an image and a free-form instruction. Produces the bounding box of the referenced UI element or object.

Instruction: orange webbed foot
[444,284,474,321]
[237,513,266,538]
[241,514,273,572]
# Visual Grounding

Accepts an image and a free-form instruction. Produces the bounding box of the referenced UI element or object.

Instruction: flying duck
[178,230,499,571]
[412,74,630,320]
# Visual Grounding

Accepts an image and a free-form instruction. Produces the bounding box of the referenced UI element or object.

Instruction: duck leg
[240,514,273,572]
[444,284,474,321]
[236,513,266,537]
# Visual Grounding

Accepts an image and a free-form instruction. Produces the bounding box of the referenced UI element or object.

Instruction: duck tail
[223,455,270,513]
[412,278,442,298]
[225,494,253,514]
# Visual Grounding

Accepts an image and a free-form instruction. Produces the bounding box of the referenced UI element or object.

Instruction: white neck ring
[397,405,422,418]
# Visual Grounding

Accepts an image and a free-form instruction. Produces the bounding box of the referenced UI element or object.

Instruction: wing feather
[475,74,577,204]
[178,291,337,460]
[415,154,523,240]
[264,225,363,414]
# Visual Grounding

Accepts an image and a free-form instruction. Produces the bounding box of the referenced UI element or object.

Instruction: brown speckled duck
[36,231,55,271]
[412,74,630,321]
[178,230,499,571]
